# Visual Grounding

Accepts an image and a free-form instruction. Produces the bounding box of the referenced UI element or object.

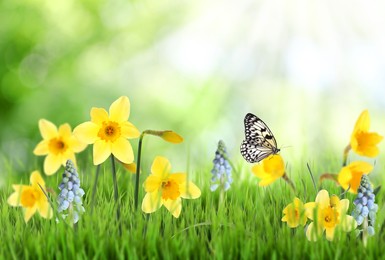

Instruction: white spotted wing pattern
[240,113,280,163]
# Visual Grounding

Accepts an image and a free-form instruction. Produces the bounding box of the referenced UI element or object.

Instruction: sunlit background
[1,0,385,182]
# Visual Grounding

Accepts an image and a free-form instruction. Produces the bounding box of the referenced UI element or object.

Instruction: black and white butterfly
[240,113,280,163]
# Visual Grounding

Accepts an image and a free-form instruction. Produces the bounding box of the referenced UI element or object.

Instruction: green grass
[1,155,385,259]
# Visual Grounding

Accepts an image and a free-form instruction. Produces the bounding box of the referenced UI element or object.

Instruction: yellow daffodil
[350,110,383,158]
[7,171,53,222]
[74,96,140,165]
[252,154,285,186]
[160,131,183,144]
[305,190,357,241]
[337,161,373,194]
[142,156,201,218]
[282,197,307,228]
[33,119,86,175]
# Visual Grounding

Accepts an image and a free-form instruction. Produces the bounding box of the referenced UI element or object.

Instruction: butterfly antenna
[279,145,292,151]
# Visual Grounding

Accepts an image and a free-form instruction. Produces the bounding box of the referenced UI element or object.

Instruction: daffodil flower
[349,110,383,158]
[33,119,86,175]
[337,161,373,194]
[74,96,140,165]
[159,131,183,143]
[305,190,357,241]
[7,171,53,222]
[282,197,307,228]
[252,154,285,186]
[142,156,201,218]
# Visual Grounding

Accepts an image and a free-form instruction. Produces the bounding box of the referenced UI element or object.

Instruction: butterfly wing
[240,140,274,163]
[240,113,279,163]
[244,113,277,150]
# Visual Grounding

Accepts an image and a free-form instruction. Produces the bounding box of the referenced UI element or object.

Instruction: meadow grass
[1,155,384,259]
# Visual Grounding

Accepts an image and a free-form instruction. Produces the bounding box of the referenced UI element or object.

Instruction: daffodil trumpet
[252,154,296,193]
[134,130,183,211]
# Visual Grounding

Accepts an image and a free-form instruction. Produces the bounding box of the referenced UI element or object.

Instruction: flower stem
[111,155,121,235]
[134,132,145,210]
[90,164,100,215]
[282,173,296,193]
[342,144,351,166]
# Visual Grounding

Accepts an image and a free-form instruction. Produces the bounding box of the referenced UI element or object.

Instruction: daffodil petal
[37,200,53,219]
[151,156,171,179]
[58,123,72,138]
[33,140,49,155]
[161,131,183,144]
[163,198,182,218]
[263,154,285,175]
[109,96,130,122]
[258,176,278,186]
[337,167,352,191]
[341,215,357,232]
[122,162,137,173]
[39,119,58,140]
[70,136,87,153]
[252,165,270,179]
[30,171,45,188]
[353,110,370,133]
[90,107,109,125]
[121,121,140,139]
[179,181,201,199]
[144,175,161,193]
[93,140,111,165]
[340,199,349,214]
[74,122,99,144]
[367,132,383,144]
[315,190,330,209]
[356,145,380,158]
[325,227,335,241]
[142,191,162,214]
[169,173,187,184]
[306,222,317,242]
[7,186,25,206]
[304,202,316,220]
[24,206,37,223]
[111,138,134,164]
[44,154,62,175]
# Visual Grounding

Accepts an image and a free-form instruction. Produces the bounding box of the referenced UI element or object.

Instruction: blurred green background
[1,0,385,181]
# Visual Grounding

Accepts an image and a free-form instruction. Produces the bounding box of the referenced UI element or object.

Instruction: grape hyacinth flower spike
[210,140,233,192]
[58,160,85,224]
[352,174,378,247]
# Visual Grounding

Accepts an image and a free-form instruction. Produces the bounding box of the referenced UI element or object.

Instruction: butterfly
[240,113,280,163]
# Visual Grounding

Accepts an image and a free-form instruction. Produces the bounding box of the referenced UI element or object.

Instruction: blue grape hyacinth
[352,174,378,237]
[210,140,233,192]
[57,160,85,224]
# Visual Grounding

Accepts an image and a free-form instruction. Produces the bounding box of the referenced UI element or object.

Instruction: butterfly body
[240,113,280,163]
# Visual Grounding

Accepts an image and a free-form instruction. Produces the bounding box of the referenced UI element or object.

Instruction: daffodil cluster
[210,140,233,192]
[282,190,357,241]
[57,160,85,224]
[352,174,378,237]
